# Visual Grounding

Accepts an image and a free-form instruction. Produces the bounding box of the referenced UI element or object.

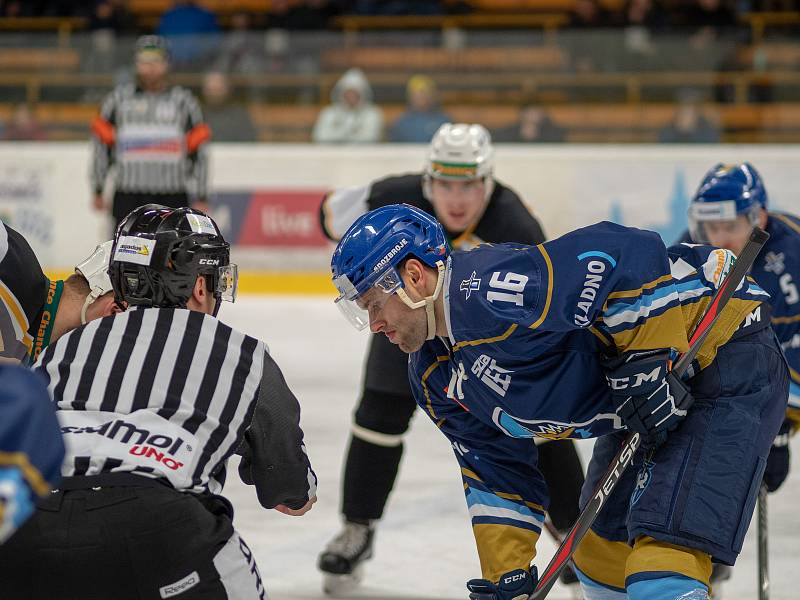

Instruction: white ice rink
[221,295,800,600]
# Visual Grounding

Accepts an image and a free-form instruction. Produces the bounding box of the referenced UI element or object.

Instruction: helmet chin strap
[80,293,100,325]
[395,260,446,340]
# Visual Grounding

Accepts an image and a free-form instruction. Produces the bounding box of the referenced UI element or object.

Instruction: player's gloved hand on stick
[602,349,693,447]
[763,418,792,492]
[467,567,536,600]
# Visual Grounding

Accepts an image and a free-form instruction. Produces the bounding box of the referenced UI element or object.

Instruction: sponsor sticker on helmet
[373,238,408,272]
[704,248,736,288]
[113,236,156,266]
[187,213,218,235]
[430,161,478,179]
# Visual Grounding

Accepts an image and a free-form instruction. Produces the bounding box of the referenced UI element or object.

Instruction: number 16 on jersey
[487,271,528,306]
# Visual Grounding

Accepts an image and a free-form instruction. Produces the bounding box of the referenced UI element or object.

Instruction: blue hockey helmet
[688,163,767,242]
[331,204,449,330]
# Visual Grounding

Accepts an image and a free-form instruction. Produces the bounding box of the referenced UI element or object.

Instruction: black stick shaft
[531,228,770,600]
[758,483,769,600]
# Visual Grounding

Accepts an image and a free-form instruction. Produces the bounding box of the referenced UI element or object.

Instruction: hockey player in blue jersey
[682,163,800,595]
[0,365,64,544]
[330,204,789,600]
[684,163,800,494]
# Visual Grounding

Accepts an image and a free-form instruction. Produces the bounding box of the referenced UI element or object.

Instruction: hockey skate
[559,562,584,600]
[318,521,374,596]
[709,564,732,599]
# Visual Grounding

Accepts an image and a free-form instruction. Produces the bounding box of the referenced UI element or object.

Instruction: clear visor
[688,201,759,244]
[216,263,238,303]
[333,267,403,330]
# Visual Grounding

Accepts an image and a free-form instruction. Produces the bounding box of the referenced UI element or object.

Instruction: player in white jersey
[0,205,317,600]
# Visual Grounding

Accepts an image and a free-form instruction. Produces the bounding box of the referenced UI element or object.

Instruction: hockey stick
[758,483,769,600]
[530,227,770,600]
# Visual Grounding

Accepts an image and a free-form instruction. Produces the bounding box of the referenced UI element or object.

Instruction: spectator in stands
[156,0,220,68]
[390,75,451,143]
[568,0,613,29]
[312,68,384,143]
[566,0,615,72]
[350,0,445,14]
[621,0,668,61]
[267,0,339,29]
[3,104,47,141]
[89,0,135,33]
[0,0,27,16]
[492,105,566,143]
[681,0,740,50]
[201,72,257,142]
[658,89,721,143]
[214,10,267,76]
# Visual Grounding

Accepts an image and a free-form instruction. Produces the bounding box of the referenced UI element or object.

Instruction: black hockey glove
[467,568,536,600]
[602,349,693,447]
[763,418,791,493]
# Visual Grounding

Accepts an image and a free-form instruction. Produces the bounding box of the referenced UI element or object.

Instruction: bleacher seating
[323,47,568,72]
[243,102,800,143]
[0,11,799,143]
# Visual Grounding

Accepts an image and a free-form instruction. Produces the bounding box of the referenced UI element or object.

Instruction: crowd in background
[0,0,796,143]
[3,0,799,23]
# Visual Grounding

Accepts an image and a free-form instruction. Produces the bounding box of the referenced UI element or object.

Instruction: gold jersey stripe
[453,324,518,352]
[0,451,52,497]
[421,355,450,420]
[529,244,553,330]
[606,273,675,301]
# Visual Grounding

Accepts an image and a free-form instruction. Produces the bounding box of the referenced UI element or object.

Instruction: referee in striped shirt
[91,36,211,228]
[0,205,316,599]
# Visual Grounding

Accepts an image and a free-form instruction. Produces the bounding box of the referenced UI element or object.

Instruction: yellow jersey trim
[772,313,800,325]
[421,355,450,420]
[529,244,553,330]
[0,451,52,497]
[453,324,518,353]
[607,273,675,300]
[774,213,800,236]
[0,279,32,356]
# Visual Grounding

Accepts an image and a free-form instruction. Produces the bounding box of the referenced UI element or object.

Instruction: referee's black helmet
[109,204,237,315]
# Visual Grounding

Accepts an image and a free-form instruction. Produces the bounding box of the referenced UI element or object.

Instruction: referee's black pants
[0,476,266,599]
[113,191,190,230]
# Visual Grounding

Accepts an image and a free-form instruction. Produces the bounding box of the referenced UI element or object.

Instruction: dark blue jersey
[753,214,800,421]
[409,222,768,581]
[679,212,800,426]
[0,365,64,543]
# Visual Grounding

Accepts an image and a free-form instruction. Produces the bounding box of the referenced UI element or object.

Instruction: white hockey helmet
[75,240,114,324]
[424,123,495,199]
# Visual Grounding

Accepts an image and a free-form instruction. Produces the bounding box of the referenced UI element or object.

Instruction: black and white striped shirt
[91,84,210,199]
[33,307,316,508]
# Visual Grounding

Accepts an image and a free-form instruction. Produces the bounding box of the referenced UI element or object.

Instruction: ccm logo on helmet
[199,258,220,265]
[373,238,408,272]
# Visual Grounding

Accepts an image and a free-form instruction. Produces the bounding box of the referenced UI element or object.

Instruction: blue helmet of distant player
[331,204,449,337]
[688,162,767,244]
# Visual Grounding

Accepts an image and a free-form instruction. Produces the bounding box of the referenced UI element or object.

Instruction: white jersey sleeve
[320,183,372,241]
